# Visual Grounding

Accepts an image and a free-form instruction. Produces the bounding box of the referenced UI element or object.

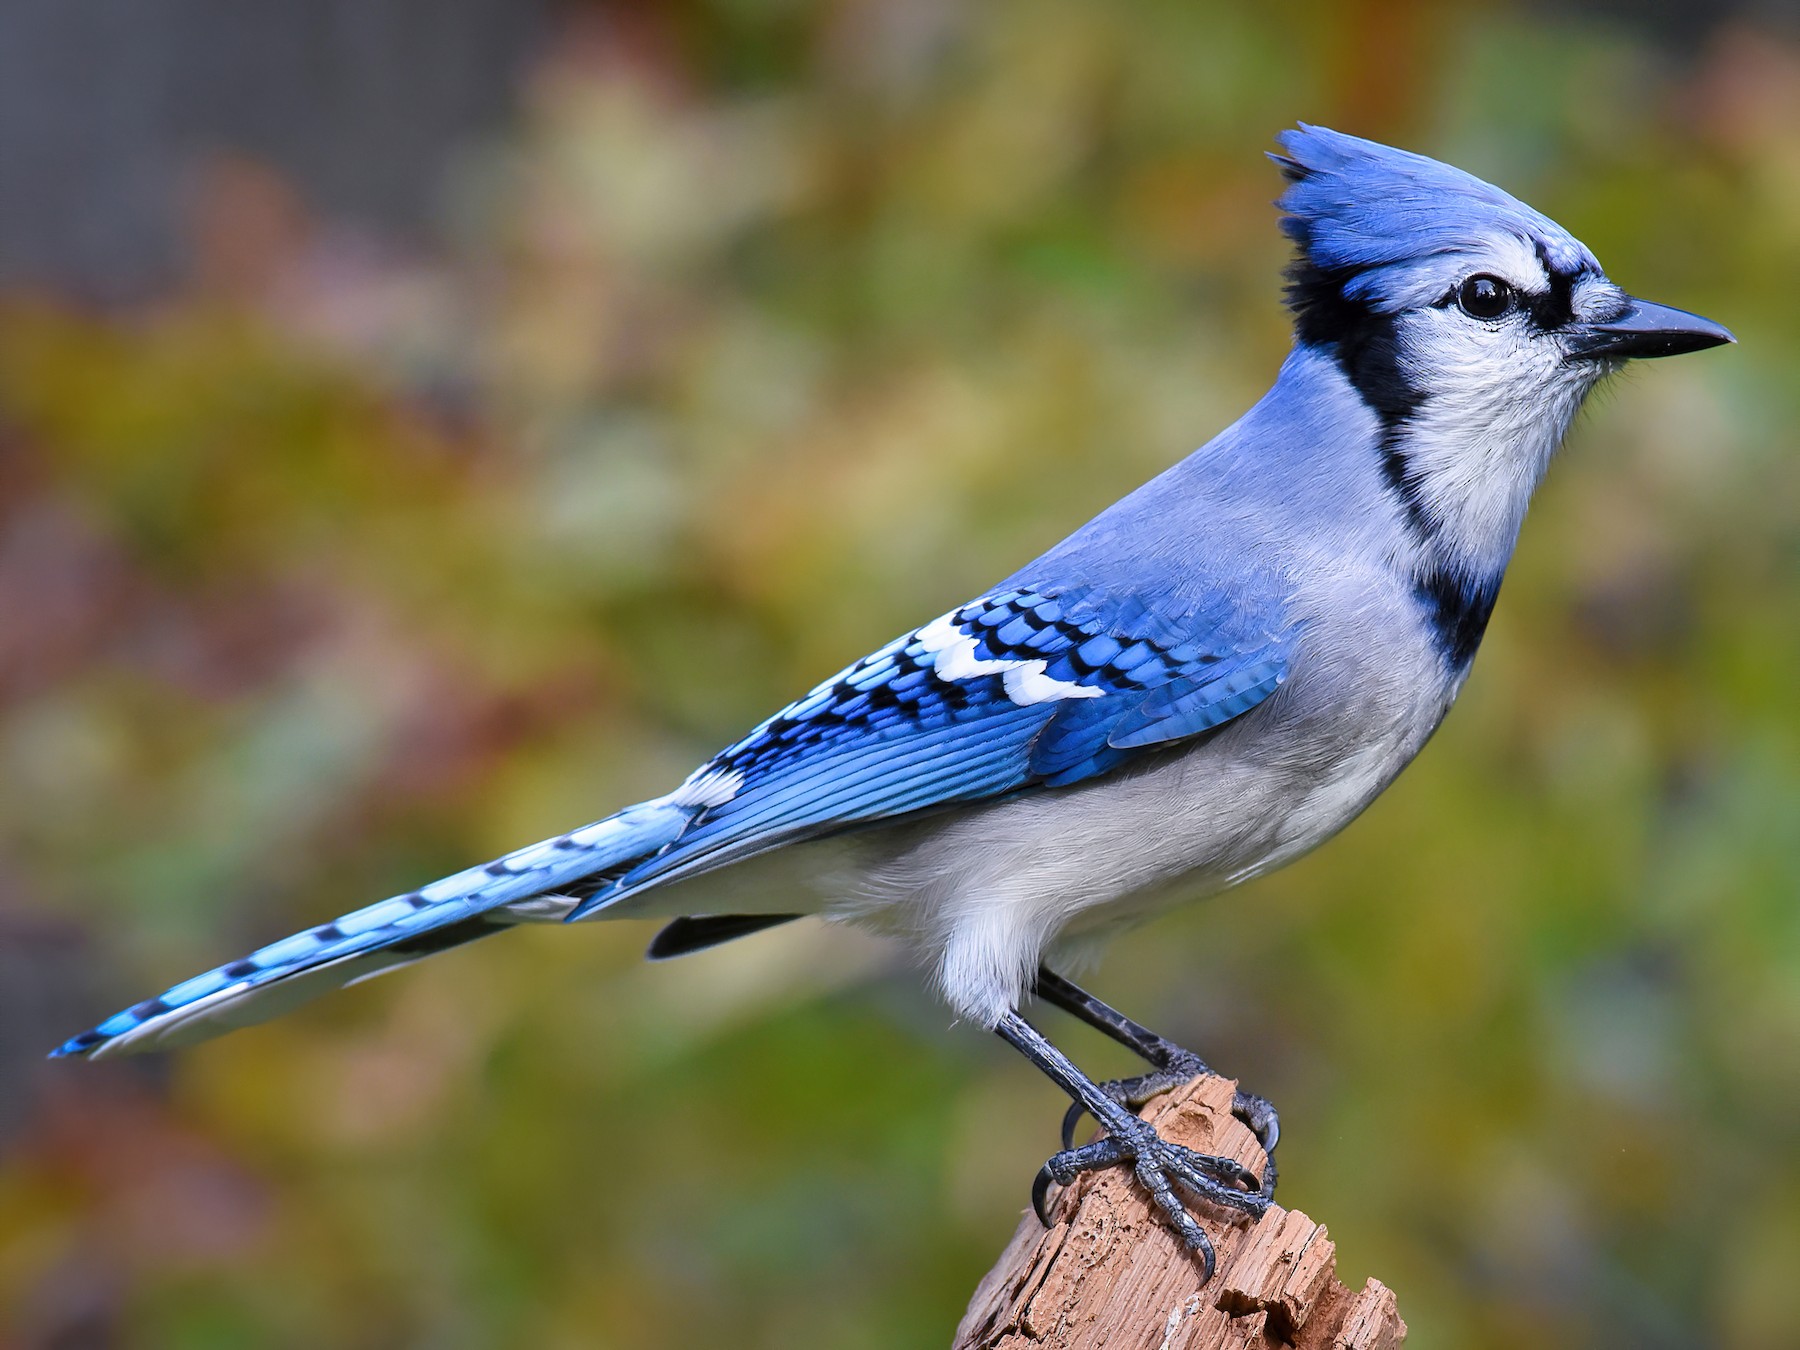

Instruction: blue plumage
[567,586,1291,915]
[52,123,1732,1179]
[50,799,699,1057]
[53,579,1293,1056]
[1273,124,1600,301]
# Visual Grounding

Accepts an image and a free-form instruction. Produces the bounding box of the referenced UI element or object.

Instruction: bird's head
[1271,123,1731,575]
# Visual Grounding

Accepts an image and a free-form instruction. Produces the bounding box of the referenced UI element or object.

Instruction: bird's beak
[1566,296,1735,361]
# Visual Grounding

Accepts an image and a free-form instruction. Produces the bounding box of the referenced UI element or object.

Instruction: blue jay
[53,125,1733,1275]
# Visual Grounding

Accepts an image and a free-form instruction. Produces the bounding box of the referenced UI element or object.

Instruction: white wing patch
[915,613,1103,707]
[669,765,746,808]
[495,893,583,922]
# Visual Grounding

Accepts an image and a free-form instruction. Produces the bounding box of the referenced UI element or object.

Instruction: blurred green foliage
[2,2,1798,1346]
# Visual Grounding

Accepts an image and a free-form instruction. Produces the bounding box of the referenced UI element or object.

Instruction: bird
[51,125,1734,1277]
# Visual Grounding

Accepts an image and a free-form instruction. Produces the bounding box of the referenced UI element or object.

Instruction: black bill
[1567,296,1735,361]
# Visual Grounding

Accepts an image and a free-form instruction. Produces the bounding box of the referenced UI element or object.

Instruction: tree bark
[954,1075,1406,1350]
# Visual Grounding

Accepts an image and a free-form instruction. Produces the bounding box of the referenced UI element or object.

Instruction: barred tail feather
[51,797,697,1060]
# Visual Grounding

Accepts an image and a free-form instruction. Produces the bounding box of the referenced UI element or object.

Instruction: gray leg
[1031,965,1279,1197]
[994,1011,1269,1282]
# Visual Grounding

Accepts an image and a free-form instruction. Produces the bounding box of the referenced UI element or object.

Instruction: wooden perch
[954,1075,1405,1350]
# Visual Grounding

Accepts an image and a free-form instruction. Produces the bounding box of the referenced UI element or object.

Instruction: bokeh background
[1,1,1795,1346]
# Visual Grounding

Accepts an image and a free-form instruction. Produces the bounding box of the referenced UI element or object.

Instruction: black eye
[1457,274,1515,320]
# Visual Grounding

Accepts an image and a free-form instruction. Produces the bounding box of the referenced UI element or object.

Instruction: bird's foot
[1059,1053,1280,1198]
[1031,1110,1269,1281]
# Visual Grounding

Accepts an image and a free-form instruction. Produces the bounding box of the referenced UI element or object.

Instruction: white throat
[1391,328,1603,580]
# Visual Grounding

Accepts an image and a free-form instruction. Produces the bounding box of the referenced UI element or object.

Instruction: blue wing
[52,579,1292,1057]
[570,583,1293,915]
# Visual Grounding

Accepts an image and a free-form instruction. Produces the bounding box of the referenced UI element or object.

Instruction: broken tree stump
[954,1075,1405,1350]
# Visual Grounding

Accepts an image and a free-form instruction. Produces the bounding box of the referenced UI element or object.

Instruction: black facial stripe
[1527,239,1582,330]
[1379,438,1434,543]
[1414,564,1501,669]
[1424,240,1589,331]
[1433,280,1570,330]
[1526,289,1571,330]
[1285,249,1433,540]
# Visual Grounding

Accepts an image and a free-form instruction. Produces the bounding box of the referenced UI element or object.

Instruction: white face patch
[1388,250,1608,576]
[915,613,1103,707]
[1366,231,1548,312]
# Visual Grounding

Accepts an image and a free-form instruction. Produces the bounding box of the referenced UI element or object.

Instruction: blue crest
[1272,124,1598,314]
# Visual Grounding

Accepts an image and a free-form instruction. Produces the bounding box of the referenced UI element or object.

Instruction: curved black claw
[1031,1161,1059,1229]
[1030,1114,1269,1279]
[1233,1088,1281,1156]
[1059,1068,1281,1198]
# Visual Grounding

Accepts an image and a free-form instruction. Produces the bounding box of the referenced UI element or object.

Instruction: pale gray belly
[818,662,1448,1021]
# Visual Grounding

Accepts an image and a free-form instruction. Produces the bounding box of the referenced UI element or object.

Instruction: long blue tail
[51,796,697,1059]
